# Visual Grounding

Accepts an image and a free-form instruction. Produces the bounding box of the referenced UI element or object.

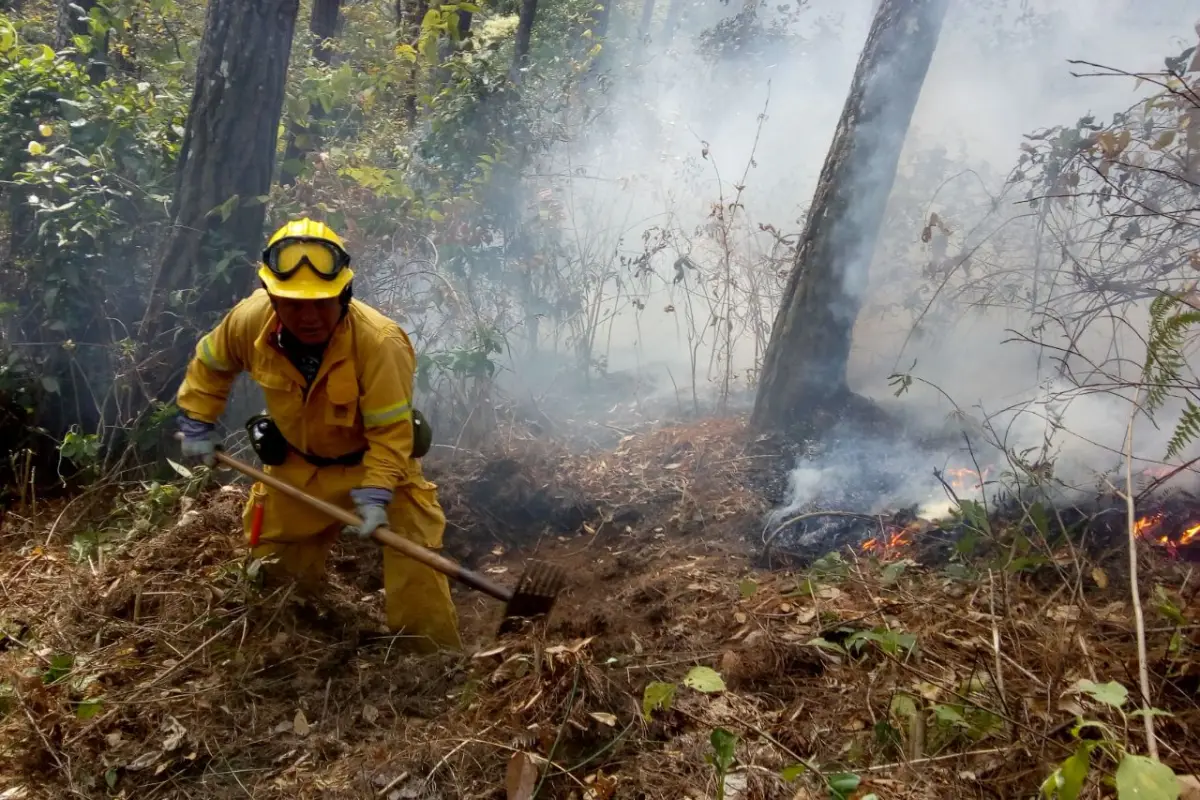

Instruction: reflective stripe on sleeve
[362,400,412,428]
[196,334,233,372]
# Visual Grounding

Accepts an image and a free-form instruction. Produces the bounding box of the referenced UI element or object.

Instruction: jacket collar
[253,311,353,388]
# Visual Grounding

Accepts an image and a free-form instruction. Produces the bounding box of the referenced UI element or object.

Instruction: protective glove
[343,487,392,539]
[178,415,217,467]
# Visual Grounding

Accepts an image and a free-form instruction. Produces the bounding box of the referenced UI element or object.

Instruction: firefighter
[174,218,461,652]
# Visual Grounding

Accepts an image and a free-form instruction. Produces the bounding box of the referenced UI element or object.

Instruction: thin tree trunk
[750,0,948,431]
[397,0,428,126]
[661,0,683,45]
[137,0,299,400]
[281,0,343,185]
[55,0,108,82]
[593,0,611,39]
[510,0,538,83]
[638,0,656,41]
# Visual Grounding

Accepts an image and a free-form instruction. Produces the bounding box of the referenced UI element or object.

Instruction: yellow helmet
[258,218,354,300]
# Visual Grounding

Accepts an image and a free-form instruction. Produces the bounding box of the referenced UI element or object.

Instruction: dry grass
[0,417,1197,799]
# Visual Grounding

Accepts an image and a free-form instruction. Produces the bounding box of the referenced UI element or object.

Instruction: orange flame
[862,521,922,555]
[946,467,990,492]
[1133,512,1200,552]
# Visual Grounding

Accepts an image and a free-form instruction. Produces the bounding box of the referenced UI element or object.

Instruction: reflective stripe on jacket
[176,289,418,490]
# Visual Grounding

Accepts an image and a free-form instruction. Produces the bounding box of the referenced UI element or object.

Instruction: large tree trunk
[55,0,108,82]
[281,0,343,184]
[137,0,299,401]
[510,0,538,82]
[750,0,948,431]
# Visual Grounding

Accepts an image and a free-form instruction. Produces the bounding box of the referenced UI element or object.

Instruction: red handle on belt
[248,500,265,547]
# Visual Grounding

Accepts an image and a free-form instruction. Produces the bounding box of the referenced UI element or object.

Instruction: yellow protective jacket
[176,289,419,491]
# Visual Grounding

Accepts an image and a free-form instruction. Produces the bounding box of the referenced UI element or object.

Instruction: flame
[946,467,990,492]
[862,521,921,555]
[1133,511,1200,552]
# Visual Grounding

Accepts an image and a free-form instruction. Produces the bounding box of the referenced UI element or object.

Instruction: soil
[0,416,1197,799]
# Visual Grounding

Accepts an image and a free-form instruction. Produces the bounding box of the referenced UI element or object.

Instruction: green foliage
[682,666,726,693]
[641,681,676,720]
[1142,293,1200,460]
[706,728,738,800]
[1041,678,1179,800]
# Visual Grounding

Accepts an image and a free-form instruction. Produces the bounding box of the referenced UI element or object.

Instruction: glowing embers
[861,519,926,556]
[1133,510,1200,553]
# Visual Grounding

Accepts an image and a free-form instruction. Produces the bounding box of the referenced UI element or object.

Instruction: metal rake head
[499,560,566,634]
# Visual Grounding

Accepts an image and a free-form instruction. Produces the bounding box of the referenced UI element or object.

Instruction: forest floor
[0,415,1197,799]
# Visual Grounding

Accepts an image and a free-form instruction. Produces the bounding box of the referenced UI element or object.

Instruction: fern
[1142,293,1200,458]
[1166,399,1200,460]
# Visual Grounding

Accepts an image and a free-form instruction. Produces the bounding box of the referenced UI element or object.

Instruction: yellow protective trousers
[241,456,461,653]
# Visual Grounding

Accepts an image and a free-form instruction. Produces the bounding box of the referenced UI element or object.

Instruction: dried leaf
[506,751,539,800]
[1091,568,1109,589]
[362,704,379,723]
[293,709,310,737]
[589,712,618,727]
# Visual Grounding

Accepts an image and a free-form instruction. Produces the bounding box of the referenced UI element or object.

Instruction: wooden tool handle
[174,434,513,602]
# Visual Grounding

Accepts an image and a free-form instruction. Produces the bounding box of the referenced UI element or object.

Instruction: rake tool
[177,438,565,634]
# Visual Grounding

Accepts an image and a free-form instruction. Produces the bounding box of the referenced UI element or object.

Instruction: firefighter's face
[274,296,342,345]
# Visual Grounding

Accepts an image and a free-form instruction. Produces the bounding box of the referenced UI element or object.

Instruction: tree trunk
[396,0,428,126]
[55,0,108,82]
[510,0,538,82]
[750,0,948,432]
[137,0,299,400]
[638,0,656,41]
[281,0,343,185]
[661,0,683,45]
[592,0,611,39]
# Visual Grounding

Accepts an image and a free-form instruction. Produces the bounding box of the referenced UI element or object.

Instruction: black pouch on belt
[245,414,290,466]
[411,408,433,459]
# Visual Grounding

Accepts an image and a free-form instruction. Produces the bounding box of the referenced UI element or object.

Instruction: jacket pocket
[323,365,359,428]
[252,360,302,421]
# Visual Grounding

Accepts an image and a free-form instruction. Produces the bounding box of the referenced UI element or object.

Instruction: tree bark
[510,0,538,82]
[638,0,656,41]
[750,0,948,432]
[661,0,683,45]
[137,0,299,400]
[55,0,108,82]
[281,0,343,184]
[396,0,428,126]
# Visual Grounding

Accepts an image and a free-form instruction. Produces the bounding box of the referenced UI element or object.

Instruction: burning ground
[0,417,1198,799]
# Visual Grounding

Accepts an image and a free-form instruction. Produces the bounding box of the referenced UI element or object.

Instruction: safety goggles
[261,237,351,281]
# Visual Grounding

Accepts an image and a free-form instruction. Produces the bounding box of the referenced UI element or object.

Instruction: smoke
[524,0,1200,514]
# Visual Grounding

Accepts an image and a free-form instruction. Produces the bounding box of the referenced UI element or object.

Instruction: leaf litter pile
[0,417,1198,799]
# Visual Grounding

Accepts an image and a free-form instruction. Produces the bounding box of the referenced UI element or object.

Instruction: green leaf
[709,727,737,773]
[781,764,806,782]
[75,698,104,720]
[1114,754,1178,799]
[104,767,118,790]
[932,704,968,727]
[166,458,193,479]
[880,560,908,585]
[889,692,918,721]
[1072,679,1128,709]
[806,637,846,654]
[738,578,758,599]
[827,772,861,800]
[683,666,726,693]
[42,653,74,684]
[40,375,60,394]
[1040,742,1092,800]
[642,681,676,720]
